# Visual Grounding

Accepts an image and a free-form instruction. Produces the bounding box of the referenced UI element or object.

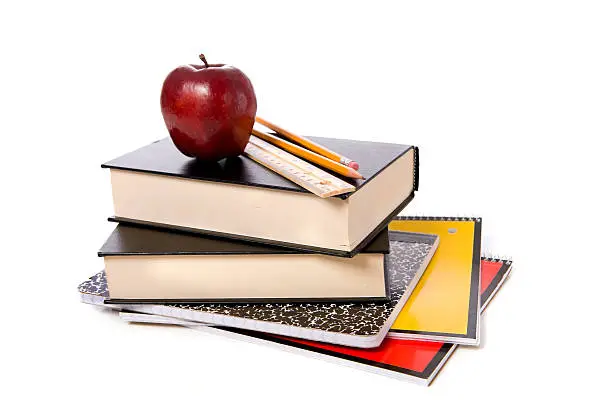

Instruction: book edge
[102,138,415,201]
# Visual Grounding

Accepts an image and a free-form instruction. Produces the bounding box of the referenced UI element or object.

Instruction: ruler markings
[244,136,355,198]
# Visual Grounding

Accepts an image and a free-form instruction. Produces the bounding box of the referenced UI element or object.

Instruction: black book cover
[102,137,416,200]
[99,223,390,256]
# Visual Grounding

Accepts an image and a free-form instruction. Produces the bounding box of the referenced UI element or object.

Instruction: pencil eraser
[349,162,360,170]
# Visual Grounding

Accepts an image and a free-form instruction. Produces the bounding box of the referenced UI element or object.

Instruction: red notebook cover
[118,257,512,384]
[216,258,512,384]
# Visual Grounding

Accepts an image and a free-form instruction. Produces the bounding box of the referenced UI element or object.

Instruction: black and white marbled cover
[79,232,438,347]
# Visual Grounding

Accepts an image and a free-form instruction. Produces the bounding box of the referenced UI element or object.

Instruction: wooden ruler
[244,135,356,198]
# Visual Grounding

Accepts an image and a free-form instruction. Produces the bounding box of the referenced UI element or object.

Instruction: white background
[1,1,610,405]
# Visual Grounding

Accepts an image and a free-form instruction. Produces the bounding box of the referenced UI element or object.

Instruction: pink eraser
[349,161,360,170]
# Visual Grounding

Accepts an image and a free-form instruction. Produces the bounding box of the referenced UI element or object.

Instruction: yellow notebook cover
[387,216,481,345]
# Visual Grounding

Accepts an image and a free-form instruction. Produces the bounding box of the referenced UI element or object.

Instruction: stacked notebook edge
[81,230,439,348]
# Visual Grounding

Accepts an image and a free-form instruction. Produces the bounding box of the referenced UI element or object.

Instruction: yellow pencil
[255,117,361,170]
[251,129,364,179]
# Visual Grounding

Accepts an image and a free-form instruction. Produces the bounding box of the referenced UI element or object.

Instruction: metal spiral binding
[412,147,419,191]
[481,255,513,265]
[392,216,511,265]
[393,215,483,222]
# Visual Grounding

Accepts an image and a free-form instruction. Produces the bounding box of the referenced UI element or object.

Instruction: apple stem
[199,54,209,68]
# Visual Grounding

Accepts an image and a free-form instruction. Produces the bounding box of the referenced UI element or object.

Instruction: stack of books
[79,134,512,385]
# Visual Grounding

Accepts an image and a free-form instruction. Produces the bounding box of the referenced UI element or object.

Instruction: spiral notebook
[387,217,482,345]
[119,258,512,385]
[79,231,439,348]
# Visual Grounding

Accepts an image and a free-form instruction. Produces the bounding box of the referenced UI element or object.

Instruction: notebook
[100,224,390,303]
[103,137,418,257]
[79,231,439,348]
[120,258,512,385]
[388,217,482,345]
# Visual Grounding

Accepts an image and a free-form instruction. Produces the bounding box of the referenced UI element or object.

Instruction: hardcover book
[119,258,512,385]
[100,224,391,303]
[80,231,439,348]
[103,136,418,257]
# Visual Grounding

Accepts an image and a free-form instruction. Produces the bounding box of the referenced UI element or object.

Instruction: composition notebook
[119,258,512,385]
[103,136,418,257]
[79,231,439,348]
[388,216,482,345]
[100,224,390,304]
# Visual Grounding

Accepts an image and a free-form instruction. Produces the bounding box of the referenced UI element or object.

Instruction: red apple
[160,54,257,161]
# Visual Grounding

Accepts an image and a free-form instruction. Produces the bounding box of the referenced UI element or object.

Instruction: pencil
[251,129,365,179]
[255,117,360,170]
